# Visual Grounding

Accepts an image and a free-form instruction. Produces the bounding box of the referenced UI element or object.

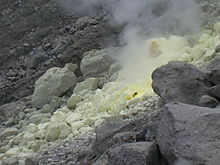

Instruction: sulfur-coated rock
[40,104,54,114]
[107,142,159,165]
[157,102,220,165]
[67,94,81,109]
[0,128,19,141]
[152,61,210,105]
[46,122,71,142]
[80,48,117,79]
[73,78,99,96]
[214,22,220,34]
[32,65,77,109]
[50,111,66,122]
[198,95,219,108]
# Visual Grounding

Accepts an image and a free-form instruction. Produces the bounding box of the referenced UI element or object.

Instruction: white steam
[56,0,203,89]
[57,0,202,40]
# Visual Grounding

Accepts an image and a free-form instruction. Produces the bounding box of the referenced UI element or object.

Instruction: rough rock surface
[31,64,77,108]
[156,102,220,165]
[0,0,118,106]
[107,142,159,165]
[152,61,211,105]
[35,116,167,165]
[80,48,119,79]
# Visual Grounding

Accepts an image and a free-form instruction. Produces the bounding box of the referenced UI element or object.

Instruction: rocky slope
[0,0,119,106]
[1,0,220,165]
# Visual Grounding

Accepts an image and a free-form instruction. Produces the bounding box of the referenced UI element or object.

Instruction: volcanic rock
[152,61,211,105]
[156,102,220,165]
[31,65,77,109]
[198,95,219,108]
[80,48,118,79]
[107,142,159,165]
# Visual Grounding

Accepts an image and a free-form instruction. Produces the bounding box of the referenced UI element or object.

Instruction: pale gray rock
[67,94,81,109]
[32,65,77,109]
[80,48,118,79]
[0,128,19,141]
[28,113,51,125]
[2,157,18,165]
[73,78,99,96]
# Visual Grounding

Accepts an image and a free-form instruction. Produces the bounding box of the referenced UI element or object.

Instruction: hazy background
[56,0,203,83]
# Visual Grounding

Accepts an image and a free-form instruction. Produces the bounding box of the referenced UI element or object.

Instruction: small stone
[65,112,82,124]
[8,69,17,77]
[46,122,71,142]
[51,111,66,122]
[65,63,78,72]
[24,123,39,134]
[19,112,25,120]
[4,117,14,126]
[23,43,30,47]
[40,104,54,114]
[30,140,47,152]
[199,95,220,108]
[214,22,220,34]
[0,128,19,141]
[28,113,51,125]
[2,157,18,165]
[67,94,81,109]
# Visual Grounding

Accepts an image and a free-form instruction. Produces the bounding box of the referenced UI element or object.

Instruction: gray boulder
[152,61,210,105]
[207,56,220,85]
[80,48,118,79]
[157,102,220,165]
[107,142,159,165]
[198,95,219,108]
[31,64,77,109]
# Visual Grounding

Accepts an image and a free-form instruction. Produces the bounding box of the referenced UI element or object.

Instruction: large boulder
[31,64,77,109]
[107,142,159,165]
[80,48,118,79]
[156,102,220,165]
[152,61,211,105]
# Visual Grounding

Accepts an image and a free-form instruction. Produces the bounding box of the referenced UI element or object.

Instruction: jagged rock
[107,142,159,165]
[93,120,136,155]
[152,61,210,105]
[80,49,117,79]
[31,65,77,109]
[199,95,219,108]
[0,128,19,141]
[156,102,220,165]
